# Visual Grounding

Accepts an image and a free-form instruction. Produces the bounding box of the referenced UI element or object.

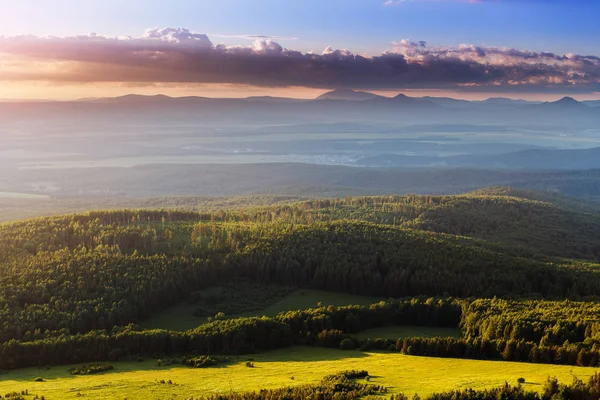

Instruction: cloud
[141,27,213,46]
[212,34,298,40]
[0,28,599,94]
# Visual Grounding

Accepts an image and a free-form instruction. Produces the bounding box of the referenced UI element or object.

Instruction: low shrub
[68,363,114,375]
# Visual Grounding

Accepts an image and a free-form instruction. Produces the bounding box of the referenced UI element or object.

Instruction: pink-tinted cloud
[0,28,599,94]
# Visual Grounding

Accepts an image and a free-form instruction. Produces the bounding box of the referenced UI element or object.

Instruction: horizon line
[0,91,596,103]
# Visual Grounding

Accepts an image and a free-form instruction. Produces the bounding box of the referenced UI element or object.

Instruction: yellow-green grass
[140,289,382,331]
[352,325,461,340]
[1,346,596,399]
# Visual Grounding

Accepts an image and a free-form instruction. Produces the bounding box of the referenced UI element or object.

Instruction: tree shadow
[1,346,371,384]
[247,346,371,363]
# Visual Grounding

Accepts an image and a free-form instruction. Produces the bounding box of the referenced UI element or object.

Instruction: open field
[352,325,461,340]
[140,289,382,331]
[0,347,596,399]
[238,289,384,317]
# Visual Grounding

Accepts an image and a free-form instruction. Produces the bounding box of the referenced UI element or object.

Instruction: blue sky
[0,0,599,100]
[1,0,598,55]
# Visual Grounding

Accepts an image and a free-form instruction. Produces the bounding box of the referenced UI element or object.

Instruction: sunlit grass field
[140,289,382,331]
[1,346,595,399]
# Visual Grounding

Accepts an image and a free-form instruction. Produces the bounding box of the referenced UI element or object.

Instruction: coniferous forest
[4,2,600,397]
[3,188,600,398]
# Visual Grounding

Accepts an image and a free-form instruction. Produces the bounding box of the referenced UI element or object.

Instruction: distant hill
[355,147,600,170]
[468,186,600,214]
[243,96,305,103]
[583,100,600,107]
[316,89,384,101]
[420,96,539,109]
[82,94,183,103]
[421,96,475,108]
[451,146,600,170]
[5,92,596,129]
[480,97,539,106]
[390,93,438,107]
[536,96,590,111]
[401,190,600,260]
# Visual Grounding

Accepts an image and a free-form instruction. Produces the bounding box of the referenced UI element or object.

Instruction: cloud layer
[0,28,599,94]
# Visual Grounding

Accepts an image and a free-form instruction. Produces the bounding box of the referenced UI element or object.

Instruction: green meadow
[140,289,382,331]
[1,347,596,399]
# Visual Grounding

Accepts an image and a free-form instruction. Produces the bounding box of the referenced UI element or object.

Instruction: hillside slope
[1,188,600,343]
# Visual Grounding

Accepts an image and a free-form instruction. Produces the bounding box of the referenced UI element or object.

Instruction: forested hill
[1,188,600,343]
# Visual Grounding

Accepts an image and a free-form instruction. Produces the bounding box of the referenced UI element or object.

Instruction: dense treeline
[1,190,600,371]
[425,373,600,400]
[3,209,600,343]
[347,335,600,367]
[0,298,457,369]
[0,317,291,369]
[0,251,227,342]
[195,370,386,400]
[5,297,600,369]
[225,221,600,298]
[202,372,600,400]
[3,190,599,260]
[461,298,600,345]
[277,298,462,335]
[404,196,600,260]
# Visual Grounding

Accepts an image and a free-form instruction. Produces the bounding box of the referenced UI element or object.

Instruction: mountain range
[76,89,597,110]
[0,89,591,127]
[1,89,599,177]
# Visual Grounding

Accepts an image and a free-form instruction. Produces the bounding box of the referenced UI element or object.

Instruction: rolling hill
[1,187,600,344]
[316,88,384,101]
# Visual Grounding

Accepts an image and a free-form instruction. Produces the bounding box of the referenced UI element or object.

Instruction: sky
[0,0,599,100]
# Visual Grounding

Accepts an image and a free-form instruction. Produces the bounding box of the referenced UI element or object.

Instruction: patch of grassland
[0,346,596,399]
[138,302,205,331]
[140,288,382,331]
[351,325,461,340]
[236,289,383,318]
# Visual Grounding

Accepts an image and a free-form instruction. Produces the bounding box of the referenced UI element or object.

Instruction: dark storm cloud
[0,28,599,93]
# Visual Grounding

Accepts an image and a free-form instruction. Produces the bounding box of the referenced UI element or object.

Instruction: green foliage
[182,355,229,368]
[0,191,599,346]
[461,298,600,345]
[340,338,357,350]
[1,189,600,376]
[191,280,294,317]
[196,370,386,400]
[0,390,38,400]
[0,298,456,369]
[68,363,114,375]
[427,373,600,400]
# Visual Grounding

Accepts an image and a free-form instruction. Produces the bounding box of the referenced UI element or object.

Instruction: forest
[2,188,600,396]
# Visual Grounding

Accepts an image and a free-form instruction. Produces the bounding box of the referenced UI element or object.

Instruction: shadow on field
[248,346,371,364]
[1,346,371,384]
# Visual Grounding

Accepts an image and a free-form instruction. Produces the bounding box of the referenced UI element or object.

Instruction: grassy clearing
[140,289,382,331]
[236,289,383,317]
[0,346,596,399]
[139,302,203,330]
[351,325,461,340]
